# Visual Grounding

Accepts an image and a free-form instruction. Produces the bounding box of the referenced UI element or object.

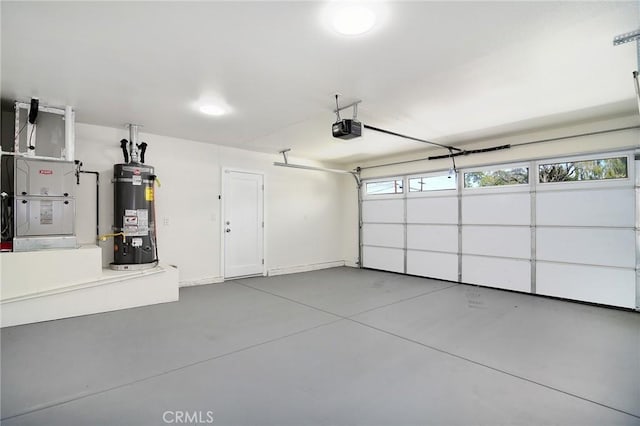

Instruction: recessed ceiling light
[332,5,376,35]
[199,104,226,116]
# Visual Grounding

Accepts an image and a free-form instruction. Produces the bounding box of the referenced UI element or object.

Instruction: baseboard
[179,276,224,287]
[267,260,345,277]
[179,261,350,284]
[344,260,360,268]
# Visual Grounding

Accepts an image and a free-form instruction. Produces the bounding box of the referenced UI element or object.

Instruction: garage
[1,2,639,425]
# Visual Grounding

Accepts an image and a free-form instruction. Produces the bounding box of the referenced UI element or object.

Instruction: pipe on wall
[79,170,100,240]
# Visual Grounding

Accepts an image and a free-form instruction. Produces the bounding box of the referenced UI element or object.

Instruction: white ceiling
[2,1,638,164]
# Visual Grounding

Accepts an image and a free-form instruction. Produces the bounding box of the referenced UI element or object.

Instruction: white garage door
[534,154,636,308]
[360,151,638,309]
[406,173,459,282]
[461,164,532,293]
[361,178,405,273]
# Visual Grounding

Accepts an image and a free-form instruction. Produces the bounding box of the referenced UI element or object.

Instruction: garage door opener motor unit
[110,124,158,271]
[332,95,361,140]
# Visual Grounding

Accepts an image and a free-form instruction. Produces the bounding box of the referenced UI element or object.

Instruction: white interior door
[223,170,264,278]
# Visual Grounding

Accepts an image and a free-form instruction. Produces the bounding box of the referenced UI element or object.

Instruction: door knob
[226,228,231,233]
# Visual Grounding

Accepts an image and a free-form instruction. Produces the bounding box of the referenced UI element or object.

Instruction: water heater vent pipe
[127,124,142,163]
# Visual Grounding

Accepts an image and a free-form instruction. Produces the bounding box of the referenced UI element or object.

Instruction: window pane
[538,157,628,183]
[464,167,529,188]
[366,179,403,195]
[409,175,456,192]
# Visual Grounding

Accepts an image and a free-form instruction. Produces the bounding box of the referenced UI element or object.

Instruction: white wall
[74,123,348,285]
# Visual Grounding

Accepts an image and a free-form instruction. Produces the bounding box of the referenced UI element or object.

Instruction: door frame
[220,167,266,279]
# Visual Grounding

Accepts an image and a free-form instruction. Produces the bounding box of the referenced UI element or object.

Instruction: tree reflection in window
[464,167,529,188]
[539,157,627,183]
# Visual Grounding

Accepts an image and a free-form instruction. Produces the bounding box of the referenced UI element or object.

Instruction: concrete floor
[1,267,639,425]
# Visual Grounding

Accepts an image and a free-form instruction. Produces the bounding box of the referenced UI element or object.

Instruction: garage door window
[464,167,529,188]
[409,174,456,192]
[538,157,628,183]
[365,179,403,195]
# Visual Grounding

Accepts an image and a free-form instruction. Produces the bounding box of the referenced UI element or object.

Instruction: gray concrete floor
[1,266,639,425]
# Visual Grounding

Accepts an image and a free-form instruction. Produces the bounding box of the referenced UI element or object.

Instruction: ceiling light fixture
[199,104,226,116]
[332,5,376,35]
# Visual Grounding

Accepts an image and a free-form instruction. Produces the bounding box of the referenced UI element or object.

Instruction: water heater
[110,124,158,270]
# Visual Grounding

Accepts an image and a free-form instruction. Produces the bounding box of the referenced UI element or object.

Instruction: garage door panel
[407,251,458,282]
[462,226,531,259]
[537,189,634,227]
[361,155,637,309]
[462,255,531,293]
[407,197,457,224]
[537,228,635,268]
[362,199,404,223]
[362,224,404,248]
[537,262,635,309]
[462,193,530,225]
[406,224,457,252]
[363,246,404,273]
